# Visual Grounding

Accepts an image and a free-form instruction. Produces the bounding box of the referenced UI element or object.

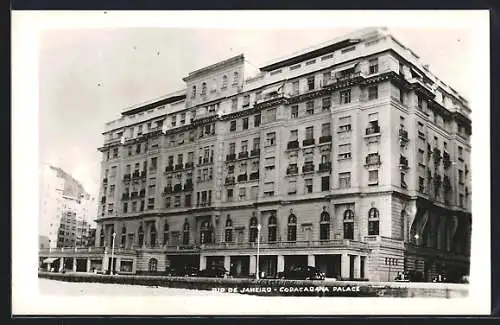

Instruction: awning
[335,63,358,74]
[42,257,59,264]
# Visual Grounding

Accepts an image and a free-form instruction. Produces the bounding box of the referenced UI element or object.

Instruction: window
[180,113,186,125]
[287,179,297,195]
[459,194,464,207]
[163,223,169,245]
[191,85,197,98]
[368,170,379,185]
[368,208,380,235]
[182,220,190,245]
[417,96,423,109]
[307,76,315,90]
[339,172,351,188]
[185,194,191,207]
[242,117,249,130]
[227,188,233,201]
[268,214,277,242]
[290,64,301,71]
[458,146,464,160]
[322,123,331,136]
[305,126,314,140]
[229,142,236,155]
[323,72,331,85]
[225,216,233,242]
[109,185,115,197]
[369,58,379,74]
[254,114,261,127]
[149,224,157,247]
[305,179,313,193]
[290,105,298,119]
[123,202,128,213]
[290,129,298,141]
[229,120,237,132]
[340,89,351,104]
[306,101,314,115]
[263,108,277,123]
[201,82,207,96]
[287,213,297,242]
[138,225,144,246]
[458,170,464,184]
[338,116,352,133]
[266,132,276,146]
[292,81,299,95]
[270,69,282,75]
[321,176,330,191]
[400,172,407,189]
[222,75,228,89]
[305,59,316,66]
[343,209,354,240]
[255,91,262,101]
[233,71,240,85]
[243,94,250,107]
[322,97,331,111]
[241,140,248,153]
[368,85,378,100]
[199,220,212,244]
[322,54,334,61]
[418,149,425,165]
[263,182,275,197]
[239,187,246,201]
[249,216,258,242]
[338,144,352,160]
[250,186,259,200]
[320,208,330,240]
[231,98,238,111]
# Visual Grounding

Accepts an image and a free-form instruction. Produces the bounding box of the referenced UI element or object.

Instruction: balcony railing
[130,191,139,198]
[365,125,380,135]
[123,174,131,181]
[173,184,183,193]
[226,153,236,162]
[323,72,363,87]
[175,164,184,171]
[287,140,299,150]
[365,153,381,165]
[302,163,315,174]
[286,165,299,175]
[319,135,332,144]
[200,239,368,251]
[318,162,332,172]
[237,173,248,182]
[121,193,130,201]
[250,149,260,157]
[399,129,409,141]
[225,177,235,185]
[165,165,174,172]
[185,162,194,169]
[302,138,315,147]
[249,171,260,180]
[139,189,146,197]
[399,156,409,169]
[238,151,249,159]
[102,177,108,184]
[164,186,172,194]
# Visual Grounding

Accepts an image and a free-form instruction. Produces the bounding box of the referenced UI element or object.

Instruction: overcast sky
[39,27,471,197]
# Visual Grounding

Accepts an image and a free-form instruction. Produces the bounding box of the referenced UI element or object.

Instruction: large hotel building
[41,28,472,281]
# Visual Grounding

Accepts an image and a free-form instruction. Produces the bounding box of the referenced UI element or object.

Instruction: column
[199,255,207,270]
[341,253,350,279]
[307,254,315,267]
[353,255,361,279]
[277,255,285,273]
[73,257,77,272]
[249,255,256,276]
[224,256,231,272]
[59,257,65,272]
[86,258,91,272]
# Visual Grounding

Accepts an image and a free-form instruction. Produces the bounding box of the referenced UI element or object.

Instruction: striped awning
[42,257,59,264]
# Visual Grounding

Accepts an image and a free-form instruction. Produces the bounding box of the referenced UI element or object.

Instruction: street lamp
[414,234,420,246]
[256,224,261,280]
[110,232,116,275]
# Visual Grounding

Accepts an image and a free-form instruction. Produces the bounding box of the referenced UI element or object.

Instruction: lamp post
[256,224,261,280]
[110,232,116,275]
[414,234,420,246]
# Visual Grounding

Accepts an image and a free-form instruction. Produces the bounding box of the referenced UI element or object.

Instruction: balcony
[121,193,130,201]
[399,155,409,170]
[443,151,451,169]
[443,176,452,192]
[365,125,380,136]
[237,173,248,182]
[164,186,172,194]
[226,153,236,162]
[184,162,194,169]
[173,184,183,193]
[139,189,146,197]
[302,138,315,147]
[302,163,315,174]
[318,162,332,173]
[225,176,235,185]
[249,171,259,180]
[140,171,147,178]
[102,177,108,184]
[250,149,260,157]
[175,164,184,171]
[123,174,131,181]
[184,181,193,191]
[132,171,140,178]
[323,72,363,87]
[130,191,139,198]
[433,148,442,165]
[319,135,332,144]
[201,239,368,251]
[165,165,174,173]
[286,165,299,175]
[100,196,106,204]
[365,153,381,166]
[399,129,409,146]
[238,151,249,159]
[287,140,299,150]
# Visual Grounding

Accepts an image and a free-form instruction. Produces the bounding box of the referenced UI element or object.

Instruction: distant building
[39,235,50,249]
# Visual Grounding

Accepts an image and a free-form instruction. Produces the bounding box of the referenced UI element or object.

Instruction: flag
[120,134,126,145]
[161,122,168,134]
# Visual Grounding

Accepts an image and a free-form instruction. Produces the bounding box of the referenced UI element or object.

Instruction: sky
[39,27,472,198]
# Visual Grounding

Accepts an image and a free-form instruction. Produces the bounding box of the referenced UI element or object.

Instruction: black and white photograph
[12,10,490,315]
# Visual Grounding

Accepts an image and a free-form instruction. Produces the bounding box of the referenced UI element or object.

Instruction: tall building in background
[41,28,471,281]
[39,164,97,248]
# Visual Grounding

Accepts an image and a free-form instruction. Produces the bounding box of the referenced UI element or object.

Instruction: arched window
[343,209,355,240]
[150,223,157,247]
[233,71,239,85]
[138,225,144,247]
[201,82,207,95]
[320,207,330,240]
[225,215,233,242]
[268,214,277,242]
[249,215,258,242]
[191,85,196,98]
[148,258,158,272]
[368,208,380,236]
[222,75,228,89]
[121,225,127,247]
[163,222,169,246]
[287,213,297,242]
[200,220,212,244]
[182,219,190,245]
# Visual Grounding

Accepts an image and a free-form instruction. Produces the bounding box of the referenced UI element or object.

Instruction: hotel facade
[40,28,472,281]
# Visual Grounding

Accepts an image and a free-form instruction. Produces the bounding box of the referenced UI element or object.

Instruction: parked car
[394,271,410,282]
[432,273,448,283]
[165,266,199,277]
[197,266,230,278]
[277,265,325,280]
